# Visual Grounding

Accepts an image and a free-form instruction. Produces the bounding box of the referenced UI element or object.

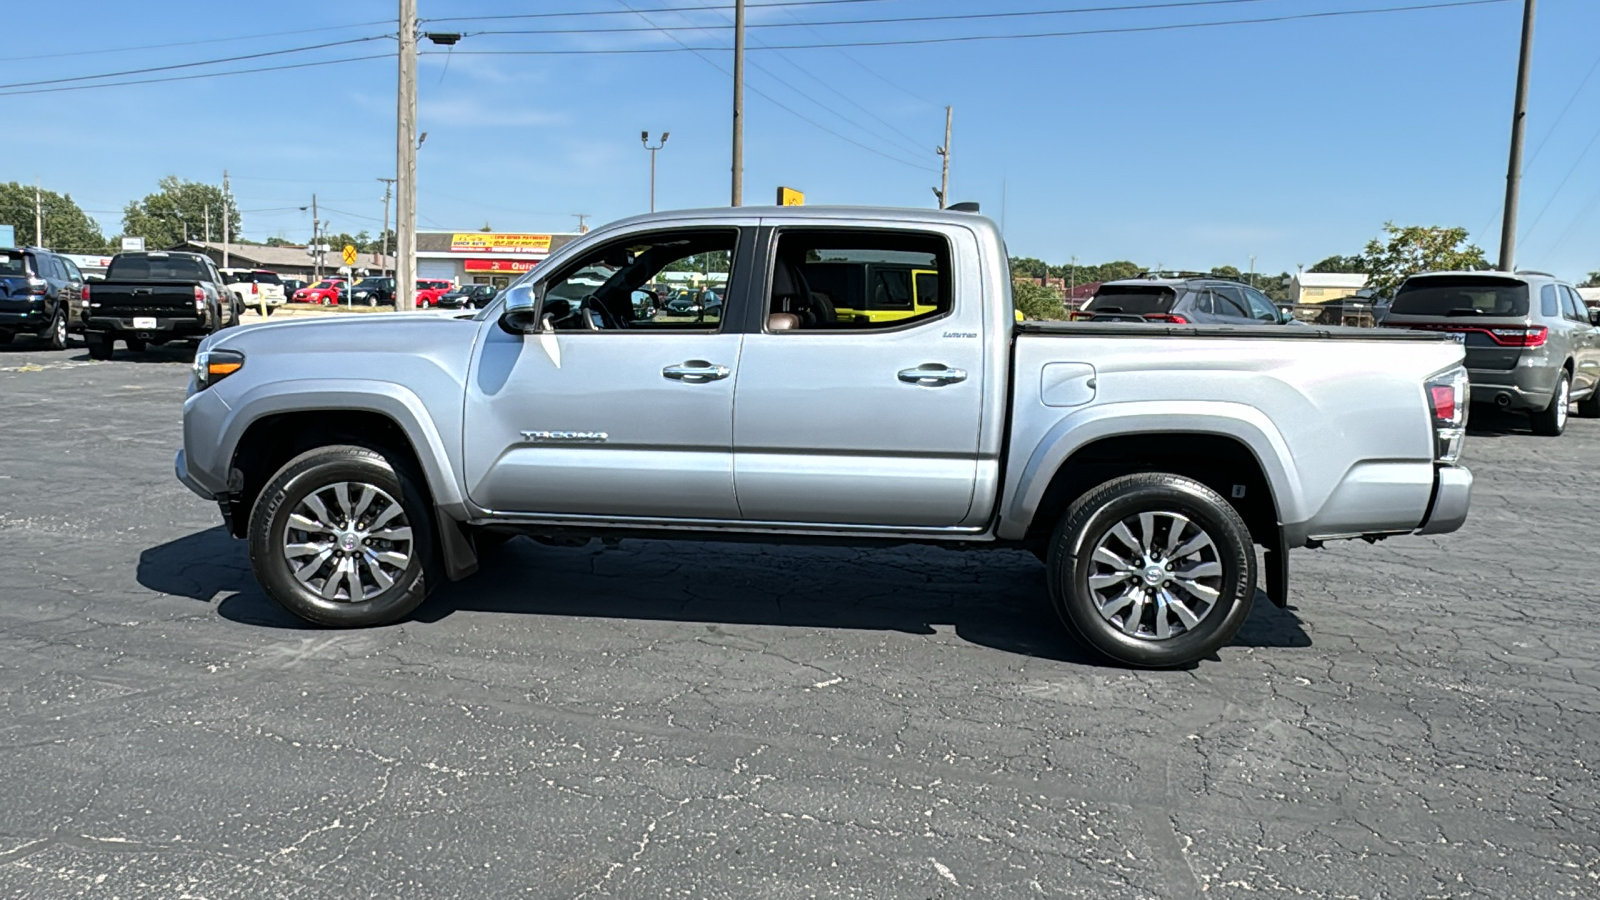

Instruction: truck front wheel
[1046,473,1256,668]
[248,444,439,627]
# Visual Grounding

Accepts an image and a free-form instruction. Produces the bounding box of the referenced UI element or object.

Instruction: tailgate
[0,274,39,313]
[91,281,199,316]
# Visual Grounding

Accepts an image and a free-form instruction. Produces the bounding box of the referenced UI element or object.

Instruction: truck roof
[602,205,1001,233]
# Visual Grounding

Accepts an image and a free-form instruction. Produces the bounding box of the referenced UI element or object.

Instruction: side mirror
[498,288,538,335]
[1590,308,1600,326]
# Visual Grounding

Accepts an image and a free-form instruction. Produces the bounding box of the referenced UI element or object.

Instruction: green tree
[1013,279,1065,320]
[1009,256,1048,279]
[1309,254,1366,274]
[1209,265,1243,281]
[122,176,239,249]
[1357,223,1487,297]
[1581,271,1600,288]
[0,182,106,252]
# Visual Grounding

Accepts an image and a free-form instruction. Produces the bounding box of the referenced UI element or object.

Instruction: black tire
[124,337,147,353]
[1530,371,1570,436]
[248,444,439,627]
[1576,382,1600,419]
[43,308,67,350]
[1046,473,1256,668]
[85,332,113,360]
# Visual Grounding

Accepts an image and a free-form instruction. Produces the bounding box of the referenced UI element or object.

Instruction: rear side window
[1540,285,1559,317]
[769,229,951,330]
[61,258,82,282]
[1560,286,1584,322]
[1390,276,1529,317]
[1085,285,1177,315]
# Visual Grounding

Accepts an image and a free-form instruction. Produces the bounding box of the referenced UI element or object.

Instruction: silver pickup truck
[175,206,1472,668]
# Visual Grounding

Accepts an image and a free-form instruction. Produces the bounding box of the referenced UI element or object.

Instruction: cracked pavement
[0,339,1597,898]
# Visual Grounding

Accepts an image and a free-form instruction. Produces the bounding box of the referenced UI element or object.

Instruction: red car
[294,278,345,305]
[414,279,454,308]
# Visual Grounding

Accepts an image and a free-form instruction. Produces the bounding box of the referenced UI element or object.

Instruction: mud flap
[1263,529,1289,608]
[436,512,480,581]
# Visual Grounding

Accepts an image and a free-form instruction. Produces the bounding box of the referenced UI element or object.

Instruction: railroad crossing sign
[341,244,357,266]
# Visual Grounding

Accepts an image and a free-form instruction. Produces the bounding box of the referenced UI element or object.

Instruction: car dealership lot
[1,342,1596,899]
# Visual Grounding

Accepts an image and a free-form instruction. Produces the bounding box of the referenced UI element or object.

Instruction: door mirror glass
[498,285,538,335]
[1590,308,1600,326]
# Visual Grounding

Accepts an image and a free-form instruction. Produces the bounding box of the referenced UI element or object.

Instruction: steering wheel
[579,294,623,331]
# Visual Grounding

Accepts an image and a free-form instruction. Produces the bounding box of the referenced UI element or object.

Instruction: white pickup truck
[175,206,1473,667]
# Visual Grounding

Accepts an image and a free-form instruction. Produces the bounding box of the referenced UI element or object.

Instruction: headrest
[771,259,799,297]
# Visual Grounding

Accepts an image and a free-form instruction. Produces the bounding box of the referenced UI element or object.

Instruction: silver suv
[1382,271,1600,435]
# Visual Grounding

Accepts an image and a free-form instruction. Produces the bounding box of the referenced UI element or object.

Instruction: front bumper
[174,449,216,501]
[1416,465,1472,536]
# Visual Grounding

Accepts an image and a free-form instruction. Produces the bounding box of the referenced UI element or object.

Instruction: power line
[469,0,1290,36]
[1519,120,1600,246]
[423,0,905,24]
[0,35,391,92]
[0,54,391,98]
[771,0,941,109]
[430,0,1511,55]
[3,19,392,62]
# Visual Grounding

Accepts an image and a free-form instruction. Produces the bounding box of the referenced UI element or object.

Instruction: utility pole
[1248,254,1256,288]
[221,169,230,268]
[311,194,320,282]
[34,178,42,247]
[641,131,669,213]
[397,0,419,309]
[573,214,591,234]
[377,177,396,278]
[1498,0,1537,272]
[204,204,211,243]
[1070,255,1077,302]
[934,106,952,209]
[731,0,744,206]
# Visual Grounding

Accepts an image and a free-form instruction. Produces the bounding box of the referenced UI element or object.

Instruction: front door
[731,224,986,528]
[463,224,753,519]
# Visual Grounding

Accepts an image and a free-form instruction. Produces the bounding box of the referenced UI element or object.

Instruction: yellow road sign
[777,186,804,206]
[341,244,357,266]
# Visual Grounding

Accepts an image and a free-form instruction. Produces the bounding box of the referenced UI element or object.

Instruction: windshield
[1083,285,1178,314]
[106,254,208,281]
[313,280,340,289]
[1391,276,1529,317]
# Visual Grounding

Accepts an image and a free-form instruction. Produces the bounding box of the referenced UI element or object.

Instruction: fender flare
[1002,400,1306,539]
[219,378,464,512]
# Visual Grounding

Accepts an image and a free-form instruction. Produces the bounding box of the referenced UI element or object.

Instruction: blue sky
[6,0,1600,278]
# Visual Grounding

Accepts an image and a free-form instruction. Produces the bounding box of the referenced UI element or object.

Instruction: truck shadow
[137,528,1312,664]
[1466,404,1538,437]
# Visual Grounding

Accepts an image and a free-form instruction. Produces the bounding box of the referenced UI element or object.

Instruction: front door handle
[898,364,967,387]
[663,360,731,383]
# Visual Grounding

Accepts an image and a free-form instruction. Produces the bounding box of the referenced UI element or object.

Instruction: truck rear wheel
[248,444,438,627]
[1046,473,1255,668]
[85,333,113,360]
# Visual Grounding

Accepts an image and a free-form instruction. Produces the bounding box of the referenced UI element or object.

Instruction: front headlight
[193,349,245,390]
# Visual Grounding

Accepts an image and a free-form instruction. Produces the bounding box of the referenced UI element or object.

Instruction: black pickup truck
[84,251,240,359]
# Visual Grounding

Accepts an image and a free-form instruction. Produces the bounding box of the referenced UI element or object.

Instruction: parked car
[220,268,287,315]
[83,250,237,359]
[176,205,1474,669]
[1380,270,1600,435]
[0,246,84,350]
[348,276,396,306]
[295,279,345,305]
[280,278,309,299]
[663,287,723,316]
[1074,275,1295,326]
[415,279,454,308]
[435,283,499,310]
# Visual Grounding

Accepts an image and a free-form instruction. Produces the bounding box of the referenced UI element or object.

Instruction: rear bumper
[1466,364,1559,411]
[1417,465,1472,536]
[0,303,49,331]
[86,315,208,336]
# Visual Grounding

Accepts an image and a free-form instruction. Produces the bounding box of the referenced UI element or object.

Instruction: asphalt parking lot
[1,337,1597,899]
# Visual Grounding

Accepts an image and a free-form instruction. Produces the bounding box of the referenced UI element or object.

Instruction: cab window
[538,229,736,331]
[767,229,951,331]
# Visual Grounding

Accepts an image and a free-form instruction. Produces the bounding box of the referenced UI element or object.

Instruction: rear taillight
[1069,311,1093,321]
[24,277,48,296]
[251,283,259,294]
[1145,313,1190,324]
[80,284,90,303]
[1426,367,1469,464]
[1488,326,1546,347]
[194,285,206,312]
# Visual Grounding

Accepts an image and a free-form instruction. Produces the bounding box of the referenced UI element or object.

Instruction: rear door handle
[663,360,731,383]
[898,364,967,387]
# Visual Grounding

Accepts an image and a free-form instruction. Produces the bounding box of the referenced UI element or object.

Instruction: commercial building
[416,230,582,290]
[1290,272,1369,304]
[169,240,393,281]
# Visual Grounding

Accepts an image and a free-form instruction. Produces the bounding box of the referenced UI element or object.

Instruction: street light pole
[396,0,418,310]
[641,131,669,213]
[1498,0,1537,271]
[731,0,744,206]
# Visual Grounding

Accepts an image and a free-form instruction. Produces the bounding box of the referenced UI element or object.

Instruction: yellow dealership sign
[776,186,805,206]
[449,233,553,253]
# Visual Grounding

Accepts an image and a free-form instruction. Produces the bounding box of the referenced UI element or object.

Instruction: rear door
[1209,284,1255,324]
[730,223,985,527]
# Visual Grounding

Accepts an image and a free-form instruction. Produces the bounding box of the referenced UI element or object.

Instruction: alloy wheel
[1084,511,1224,641]
[282,481,414,603]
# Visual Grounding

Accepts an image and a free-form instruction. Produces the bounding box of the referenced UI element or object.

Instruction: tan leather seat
[767,312,801,331]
